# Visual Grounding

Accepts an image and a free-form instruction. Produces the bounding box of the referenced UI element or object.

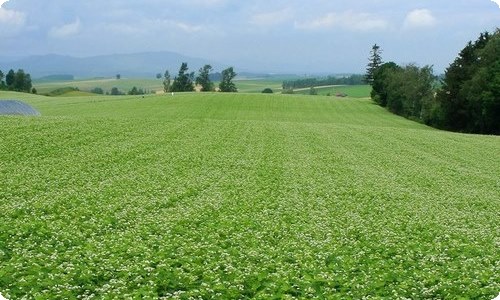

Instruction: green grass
[0,91,499,299]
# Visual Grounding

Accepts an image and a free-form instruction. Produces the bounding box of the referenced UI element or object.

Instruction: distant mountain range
[0,52,223,79]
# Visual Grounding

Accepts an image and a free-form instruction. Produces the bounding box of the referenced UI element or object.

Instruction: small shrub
[91,87,104,94]
[110,87,124,95]
[262,88,273,94]
[128,87,145,95]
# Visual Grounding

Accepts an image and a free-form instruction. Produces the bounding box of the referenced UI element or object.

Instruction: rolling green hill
[0,91,498,299]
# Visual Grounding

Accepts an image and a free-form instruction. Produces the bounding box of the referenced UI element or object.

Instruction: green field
[232,78,285,93]
[32,77,368,96]
[33,78,164,95]
[293,85,372,98]
[0,91,499,299]
[33,77,287,95]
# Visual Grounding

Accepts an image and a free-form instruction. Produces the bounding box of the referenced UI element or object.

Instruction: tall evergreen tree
[219,67,237,92]
[171,63,195,92]
[0,70,4,89]
[5,69,15,88]
[196,64,214,92]
[436,30,499,133]
[365,44,383,85]
[371,62,401,107]
[163,70,171,93]
[110,87,122,95]
[24,72,32,93]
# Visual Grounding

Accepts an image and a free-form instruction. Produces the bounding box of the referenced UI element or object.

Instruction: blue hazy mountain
[0,52,221,79]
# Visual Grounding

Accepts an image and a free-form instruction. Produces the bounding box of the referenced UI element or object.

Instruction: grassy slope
[0,91,499,299]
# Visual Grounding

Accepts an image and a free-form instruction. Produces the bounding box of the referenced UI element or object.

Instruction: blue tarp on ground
[0,100,40,116]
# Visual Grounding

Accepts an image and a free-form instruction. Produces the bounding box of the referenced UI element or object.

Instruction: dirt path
[292,84,346,91]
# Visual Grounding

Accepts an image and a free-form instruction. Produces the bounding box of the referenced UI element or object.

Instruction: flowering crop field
[0,91,499,299]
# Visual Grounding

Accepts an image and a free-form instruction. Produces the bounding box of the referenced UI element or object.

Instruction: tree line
[368,29,499,135]
[90,87,149,96]
[282,74,365,91]
[162,63,237,93]
[0,69,35,94]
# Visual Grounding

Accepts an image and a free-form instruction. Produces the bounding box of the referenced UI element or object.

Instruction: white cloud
[295,11,389,31]
[99,18,205,38]
[491,0,500,8]
[101,22,144,36]
[172,21,203,33]
[182,0,223,5]
[250,8,293,26]
[0,6,25,37]
[150,19,204,33]
[49,18,82,38]
[404,9,437,29]
[0,6,24,25]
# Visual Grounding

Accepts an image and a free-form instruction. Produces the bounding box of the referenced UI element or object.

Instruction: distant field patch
[34,78,163,95]
[34,77,292,95]
[294,85,371,98]
[233,78,285,93]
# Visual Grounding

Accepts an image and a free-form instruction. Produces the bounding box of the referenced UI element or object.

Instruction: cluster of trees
[282,74,365,90]
[110,87,149,95]
[436,30,499,134]
[91,87,105,94]
[127,86,146,95]
[371,62,436,121]
[110,87,125,95]
[0,69,35,93]
[90,87,148,95]
[162,63,237,93]
[368,29,499,134]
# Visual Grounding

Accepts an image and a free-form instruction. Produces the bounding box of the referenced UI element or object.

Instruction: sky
[0,0,499,73]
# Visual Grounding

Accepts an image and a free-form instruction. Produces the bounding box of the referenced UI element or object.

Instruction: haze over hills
[0,52,222,79]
